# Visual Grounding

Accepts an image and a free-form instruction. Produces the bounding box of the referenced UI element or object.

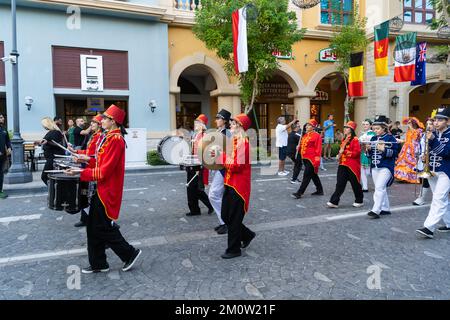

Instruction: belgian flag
[348,52,364,97]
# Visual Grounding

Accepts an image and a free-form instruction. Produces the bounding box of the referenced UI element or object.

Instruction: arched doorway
[311,72,349,132]
[408,82,450,120]
[176,65,218,131]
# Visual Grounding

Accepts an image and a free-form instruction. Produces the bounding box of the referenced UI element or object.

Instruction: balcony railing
[174,0,202,11]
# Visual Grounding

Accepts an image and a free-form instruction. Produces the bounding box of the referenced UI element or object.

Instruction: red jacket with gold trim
[298,131,322,173]
[339,136,361,182]
[76,131,101,156]
[223,137,251,213]
[192,131,209,185]
[80,128,125,221]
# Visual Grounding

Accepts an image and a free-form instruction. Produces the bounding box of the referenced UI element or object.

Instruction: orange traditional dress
[394,118,423,183]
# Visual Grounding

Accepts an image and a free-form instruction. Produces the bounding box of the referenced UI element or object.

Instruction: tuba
[197,131,227,170]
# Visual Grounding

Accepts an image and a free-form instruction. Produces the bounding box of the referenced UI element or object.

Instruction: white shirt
[275,124,288,147]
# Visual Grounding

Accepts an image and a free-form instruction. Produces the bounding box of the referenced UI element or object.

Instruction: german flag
[374,21,389,76]
[348,52,364,97]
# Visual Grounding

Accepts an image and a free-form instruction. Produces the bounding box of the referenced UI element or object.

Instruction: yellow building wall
[409,84,450,121]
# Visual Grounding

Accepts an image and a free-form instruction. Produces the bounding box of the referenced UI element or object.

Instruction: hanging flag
[374,21,389,76]
[232,7,248,74]
[348,52,364,97]
[394,32,417,82]
[411,42,427,86]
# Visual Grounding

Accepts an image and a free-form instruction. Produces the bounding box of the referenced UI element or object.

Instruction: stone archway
[306,65,340,92]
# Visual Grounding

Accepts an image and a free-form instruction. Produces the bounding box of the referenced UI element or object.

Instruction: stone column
[354,97,368,136]
[292,94,315,125]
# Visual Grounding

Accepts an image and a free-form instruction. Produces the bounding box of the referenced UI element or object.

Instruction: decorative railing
[174,0,202,11]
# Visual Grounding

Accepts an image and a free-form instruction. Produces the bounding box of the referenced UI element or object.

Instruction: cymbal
[198,132,227,170]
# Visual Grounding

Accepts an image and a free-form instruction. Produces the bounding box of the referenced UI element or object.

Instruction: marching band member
[185,114,214,216]
[219,113,255,259]
[69,114,104,228]
[67,105,141,273]
[359,119,375,192]
[366,115,399,219]
[327,121,363,208]
[394,117,424,183]
[292,119,324,199]
[416,107,450,239]
[208,109,231,234]
[413,117,434,206]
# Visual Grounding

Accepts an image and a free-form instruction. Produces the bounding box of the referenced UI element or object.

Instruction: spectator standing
[323,114,336,160]
[275,116,298,176]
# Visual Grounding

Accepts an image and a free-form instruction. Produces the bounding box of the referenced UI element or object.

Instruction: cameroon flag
[349,52,364,97]
[374,21,389,76]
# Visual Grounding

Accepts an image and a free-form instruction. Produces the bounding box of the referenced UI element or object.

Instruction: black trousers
[0,156,5,192]
[221,186,254,254]
[288,152,302,181]
[329,165,364,205]
[86,193,135,269]
[186,168,213,214]
[41,158,55,186]
[296,160,323,195]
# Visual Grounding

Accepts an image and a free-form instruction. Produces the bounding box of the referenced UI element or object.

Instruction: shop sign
[318,48,337,62]
[80,55,104,91]
[272,50,294,60]
[312,90,329,101]
[259,82,292,100]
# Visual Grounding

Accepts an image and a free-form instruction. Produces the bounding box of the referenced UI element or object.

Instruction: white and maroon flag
[232,7,248,74]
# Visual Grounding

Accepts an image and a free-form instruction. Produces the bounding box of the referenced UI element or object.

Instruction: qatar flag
[232,7,248,74]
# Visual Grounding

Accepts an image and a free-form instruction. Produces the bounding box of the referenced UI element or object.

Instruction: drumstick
[186,172,199,187]
[54,155,74,158]
[44,169,82,173]
[51,140,80,157]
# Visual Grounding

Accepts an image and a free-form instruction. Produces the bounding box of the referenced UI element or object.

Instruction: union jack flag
[418,42,426,62]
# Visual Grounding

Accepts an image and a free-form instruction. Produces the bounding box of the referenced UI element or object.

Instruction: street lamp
[4,0,32,184]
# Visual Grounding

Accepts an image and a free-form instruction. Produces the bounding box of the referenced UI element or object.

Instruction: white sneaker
[277,171,288,176]
[413,197,425,206]
[283,170,290,174]
[353,202,364,208]
[290,180,299,184]
[326,202,338,208]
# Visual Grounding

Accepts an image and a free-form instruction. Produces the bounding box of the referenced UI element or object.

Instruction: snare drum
[47,174,89,214]
[157,136,191,165]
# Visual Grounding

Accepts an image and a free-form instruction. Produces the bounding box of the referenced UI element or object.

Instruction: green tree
[329,1,368,121]
[428,0,450,66]
[193,0,305,114]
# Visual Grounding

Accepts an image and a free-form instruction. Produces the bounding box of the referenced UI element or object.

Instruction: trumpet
[365,141,400,147]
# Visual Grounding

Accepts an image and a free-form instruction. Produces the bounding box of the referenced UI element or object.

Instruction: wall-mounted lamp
[149,100,157,113]
[0,55,17,64]
[391,95,399,107]
[25,96,33,111]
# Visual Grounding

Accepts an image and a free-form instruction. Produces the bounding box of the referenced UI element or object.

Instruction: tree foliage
[193,0,305,113]
[329,1,368,120]
[428,0,450,30]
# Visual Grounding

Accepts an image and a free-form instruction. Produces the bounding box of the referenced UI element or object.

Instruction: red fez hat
[92,114,103,124]
[344,121,357,131]
[103,104,126,125]
[308,119,318,127]
[195,114,208,126]
[232,113,252,131]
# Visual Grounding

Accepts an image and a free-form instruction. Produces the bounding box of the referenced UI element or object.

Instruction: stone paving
[1,161,450,300]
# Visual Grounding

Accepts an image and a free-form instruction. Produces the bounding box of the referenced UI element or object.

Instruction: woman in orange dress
[394,117,424,183]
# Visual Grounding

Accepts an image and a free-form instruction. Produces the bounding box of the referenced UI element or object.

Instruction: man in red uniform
[220,113,255,259]
[292,119,324,199]
[69,114,103,228]
[327,121,364,208]
[68,105,141,273]
[186,114,214,216]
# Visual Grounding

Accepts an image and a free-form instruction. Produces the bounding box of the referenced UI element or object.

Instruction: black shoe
[207,208,214,215]
[367,211,380,219]
[122,249,142,272]
[74,221,87,228]
[291,193,302,199]
[242,232,256,248]
[311,191,324,196]
[416,227,434,239]
[437,226,450,233]
[186,212,201,216]
[362,189,369,193]
[216,225,228,235]
[214,225,222,231]
[221,251,241,259]
[380,210,391,216]
[81,265,109,274]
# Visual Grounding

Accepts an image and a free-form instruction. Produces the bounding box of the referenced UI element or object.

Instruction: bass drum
[157,136,191,165]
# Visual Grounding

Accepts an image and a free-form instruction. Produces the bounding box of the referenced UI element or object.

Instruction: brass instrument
[367,141,400,147]
[417,129,434,179]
